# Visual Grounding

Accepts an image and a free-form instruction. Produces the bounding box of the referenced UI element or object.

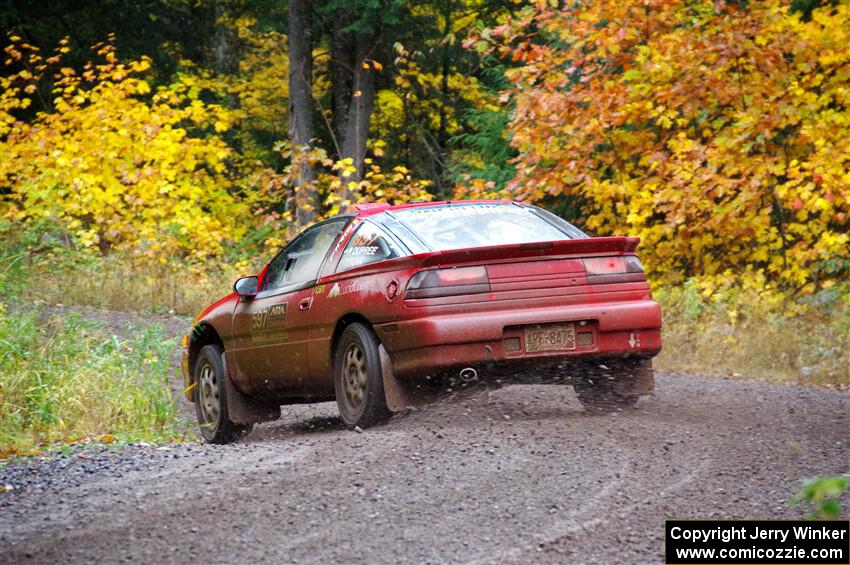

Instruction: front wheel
[333,323,391,429]
[194,344,253,443]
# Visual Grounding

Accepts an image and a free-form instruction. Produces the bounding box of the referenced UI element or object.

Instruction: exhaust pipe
[459,367,478,383]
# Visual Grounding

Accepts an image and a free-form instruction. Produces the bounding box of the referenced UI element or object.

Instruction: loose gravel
[1,373,848,564]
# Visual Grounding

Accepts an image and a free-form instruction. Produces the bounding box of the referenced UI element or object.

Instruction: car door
[305,220,410,384]
[230,218,349,396]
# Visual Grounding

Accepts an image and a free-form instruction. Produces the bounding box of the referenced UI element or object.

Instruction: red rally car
[182,200,662,443]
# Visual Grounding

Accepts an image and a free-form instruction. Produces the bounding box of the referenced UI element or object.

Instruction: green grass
[0,308,187,456]
[0,220,240,317]
[11,251,237,317]
[791,475,850,520]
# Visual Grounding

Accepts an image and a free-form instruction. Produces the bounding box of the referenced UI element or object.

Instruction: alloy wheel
[342,343,367,414]
[199,363,220,428]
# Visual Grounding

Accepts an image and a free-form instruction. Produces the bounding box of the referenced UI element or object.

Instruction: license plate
[524,324,576,353]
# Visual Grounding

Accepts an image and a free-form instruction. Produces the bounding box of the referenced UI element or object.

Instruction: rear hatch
[370,202,660,359]
[393,237,657,359]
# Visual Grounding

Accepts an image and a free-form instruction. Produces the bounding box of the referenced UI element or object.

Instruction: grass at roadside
[0,308,188,456]
[4,250,238,317]
[654,281,850,387]
[1,219,243,317]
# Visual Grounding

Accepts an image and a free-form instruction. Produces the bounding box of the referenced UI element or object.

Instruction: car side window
[336,221,404,273]
[264,220,347,291]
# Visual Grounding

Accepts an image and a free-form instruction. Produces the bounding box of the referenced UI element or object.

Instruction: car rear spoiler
[319,236,641,281]
[419,236,640,268]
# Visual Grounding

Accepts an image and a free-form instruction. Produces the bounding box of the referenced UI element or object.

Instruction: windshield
[380,203,586,252]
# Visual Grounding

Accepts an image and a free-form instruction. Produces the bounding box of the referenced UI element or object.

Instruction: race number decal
[251,303,287,330]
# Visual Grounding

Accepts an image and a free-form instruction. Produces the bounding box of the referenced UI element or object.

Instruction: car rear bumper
[376,300,662,378]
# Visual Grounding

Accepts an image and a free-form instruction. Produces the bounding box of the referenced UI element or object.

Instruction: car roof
[353,199,516,218]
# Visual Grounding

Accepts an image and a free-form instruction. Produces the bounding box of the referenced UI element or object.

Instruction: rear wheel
[194,344,253,443]
[334,323,391,428]
[573,360,647,413]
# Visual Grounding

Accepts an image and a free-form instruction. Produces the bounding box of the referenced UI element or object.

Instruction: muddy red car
[182,201,662,443]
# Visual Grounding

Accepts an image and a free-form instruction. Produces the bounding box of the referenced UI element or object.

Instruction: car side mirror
[234,275,259,298]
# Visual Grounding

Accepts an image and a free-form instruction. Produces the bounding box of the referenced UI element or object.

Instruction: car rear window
[381,203,586,252]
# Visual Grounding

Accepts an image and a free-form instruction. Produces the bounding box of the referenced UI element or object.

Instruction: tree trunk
[288,0,317,225]
[339,35,377,200]
[330,17,353,151]
[212,2,241,150]
[213,2,239,78]
[435,0,453,193]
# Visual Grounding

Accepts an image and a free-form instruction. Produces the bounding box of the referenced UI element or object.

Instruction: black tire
[194,344,253,443]
[333,323,391,428]
[573,361,643,413]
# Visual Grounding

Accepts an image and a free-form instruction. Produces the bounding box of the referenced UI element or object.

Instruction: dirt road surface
[1,309,849,563]
[2,371,848,564]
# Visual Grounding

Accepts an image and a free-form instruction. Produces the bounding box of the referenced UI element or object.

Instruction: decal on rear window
[336,222,403,273]
[404,203,510,218]
[331,218,362,260]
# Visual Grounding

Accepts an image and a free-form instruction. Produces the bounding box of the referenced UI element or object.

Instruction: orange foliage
[467,0,850,293]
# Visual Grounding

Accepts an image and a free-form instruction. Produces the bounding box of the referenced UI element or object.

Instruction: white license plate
[524,324,576,353]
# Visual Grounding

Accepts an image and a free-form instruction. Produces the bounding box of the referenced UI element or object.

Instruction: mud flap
[221,353,281,425]
[613,358,655,396]
[380,345,439,412]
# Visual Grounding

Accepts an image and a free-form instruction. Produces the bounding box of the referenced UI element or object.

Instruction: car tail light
[404,266,490,299]
[583,256,644,275]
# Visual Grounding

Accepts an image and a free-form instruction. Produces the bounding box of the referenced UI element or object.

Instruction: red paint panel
[388,329,662,378]
[486,258,585,278]
[403,283,651,309]
[381,300,661,354]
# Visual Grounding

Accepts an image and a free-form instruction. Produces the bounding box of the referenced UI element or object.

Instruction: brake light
[583,256,644,274]
[405,266,490,299]
[583,257,625,274]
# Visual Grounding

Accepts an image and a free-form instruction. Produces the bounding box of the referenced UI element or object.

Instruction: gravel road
[2,368,848,564]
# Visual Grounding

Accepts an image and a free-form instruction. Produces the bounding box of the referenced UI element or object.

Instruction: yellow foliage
[263,144,433,244]
[0,38,250,260]
[171,16,289,165]
[370,42,498,149]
